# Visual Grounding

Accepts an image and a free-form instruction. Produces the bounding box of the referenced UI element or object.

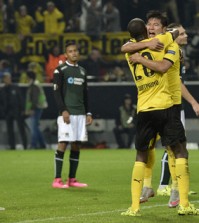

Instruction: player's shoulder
[54,63,68,74]
[166,42,180,55]
[156,32,172,41]
[157,32,172,37]
[168,41,179,49]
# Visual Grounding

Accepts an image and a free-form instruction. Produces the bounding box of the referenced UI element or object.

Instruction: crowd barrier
[15,81,199,120]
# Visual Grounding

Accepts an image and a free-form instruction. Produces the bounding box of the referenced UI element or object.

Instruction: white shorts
[57,115,88,142]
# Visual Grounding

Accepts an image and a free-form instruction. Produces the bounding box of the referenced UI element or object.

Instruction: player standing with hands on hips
[52,41,93,188]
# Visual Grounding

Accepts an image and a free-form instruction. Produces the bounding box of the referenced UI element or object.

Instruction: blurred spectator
[25,71,47,149]
[113,94,136,148]
[80,0,102,32]
[15,5,36,36]
[186,33,199,61]
[0,0,6,33]
[62,0,81,32]
[43,44,66,83]
[102,1,121,32]
[184,59,198,81]
[161,0,180,23]
[84,0,102,40]
[43,1,65,35]
[175,0,197,28]
[19,62,45,83]
[1,72,27,150]
[34,5,44,33]
[103,66,131,82]
[79,48,110,81]
[5,0,16,33]
[0,59,12,82]
[65,17,80,32]
[0,44,20,81]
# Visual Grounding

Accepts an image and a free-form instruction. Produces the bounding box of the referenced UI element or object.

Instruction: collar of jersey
[66,61,78,67]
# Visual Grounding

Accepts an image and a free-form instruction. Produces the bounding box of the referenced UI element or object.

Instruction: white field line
[13,200,199,223]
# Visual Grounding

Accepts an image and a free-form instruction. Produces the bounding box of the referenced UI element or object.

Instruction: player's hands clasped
[62,110,70,124]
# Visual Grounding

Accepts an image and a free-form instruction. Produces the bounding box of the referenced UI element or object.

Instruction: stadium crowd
[0,0,199,83]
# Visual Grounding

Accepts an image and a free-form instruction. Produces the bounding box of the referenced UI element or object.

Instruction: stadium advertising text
[0,33,130,63]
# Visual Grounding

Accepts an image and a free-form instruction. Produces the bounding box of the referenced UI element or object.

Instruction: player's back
[126,32,174,112]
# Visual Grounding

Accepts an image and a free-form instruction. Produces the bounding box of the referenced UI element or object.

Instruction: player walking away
[52,41,93,189]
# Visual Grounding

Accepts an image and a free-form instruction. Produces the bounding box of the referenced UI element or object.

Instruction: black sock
[69,150,80,178]
[55,150,64,178]
[160,151,170,185]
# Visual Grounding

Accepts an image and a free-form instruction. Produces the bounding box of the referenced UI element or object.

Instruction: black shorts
[135,106,186,151]
[162,104,186,146]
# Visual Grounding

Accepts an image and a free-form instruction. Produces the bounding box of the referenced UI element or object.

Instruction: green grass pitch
[0,148,198,223]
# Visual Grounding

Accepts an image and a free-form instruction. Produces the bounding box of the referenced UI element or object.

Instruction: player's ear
[162,26,167,33]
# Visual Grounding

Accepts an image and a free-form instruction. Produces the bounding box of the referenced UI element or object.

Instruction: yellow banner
[0,32,130,63]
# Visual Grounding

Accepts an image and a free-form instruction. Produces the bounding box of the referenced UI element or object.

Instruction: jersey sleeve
[163,42,180,65]
[53,67,67,114]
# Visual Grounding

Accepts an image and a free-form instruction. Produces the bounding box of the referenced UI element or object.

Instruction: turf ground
[0,148,199,223]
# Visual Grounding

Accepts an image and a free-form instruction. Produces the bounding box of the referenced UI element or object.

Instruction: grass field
[0,148,199,223]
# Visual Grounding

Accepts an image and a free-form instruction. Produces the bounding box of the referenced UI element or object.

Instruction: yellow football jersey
[164,42,181,105]
[126,32,174,112]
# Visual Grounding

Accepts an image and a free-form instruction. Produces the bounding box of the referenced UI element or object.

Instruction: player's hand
[129,53,142,64]
[147,38,164,51]
[62,110,70,124]
[192,102,199,116]
[86,115,93,125]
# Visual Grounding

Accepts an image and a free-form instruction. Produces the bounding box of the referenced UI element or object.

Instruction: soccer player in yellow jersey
[121,18,177,217]
[121,18,199,217]
[122,11,199,207]
[122,11,199,209]
[129,23,199,208]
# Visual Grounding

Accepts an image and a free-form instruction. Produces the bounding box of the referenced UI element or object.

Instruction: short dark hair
[127,18,147,40]
[27,71,36,80]
[167,23,182,29]
[65,41,77,49]
[146,10,168,27]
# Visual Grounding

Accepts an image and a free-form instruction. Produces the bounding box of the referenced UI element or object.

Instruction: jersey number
[133,52,155,81]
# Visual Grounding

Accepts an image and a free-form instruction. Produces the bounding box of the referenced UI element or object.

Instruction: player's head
[64,41,79,64]
[146,10,168,38]
[127,18,147,41]
[167,23,188,46]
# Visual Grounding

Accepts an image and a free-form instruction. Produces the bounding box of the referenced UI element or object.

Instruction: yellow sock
[131,161,145,211]
[144,148,155,188]
[175,158,189,207]
[167,147,178,190]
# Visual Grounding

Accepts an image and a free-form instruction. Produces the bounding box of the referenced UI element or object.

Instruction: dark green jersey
[53,61,89,115]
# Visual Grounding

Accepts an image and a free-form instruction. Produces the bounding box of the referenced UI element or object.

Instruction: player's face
[65,45,79,64]
[175,26,188,46]
[146,18,166,37]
